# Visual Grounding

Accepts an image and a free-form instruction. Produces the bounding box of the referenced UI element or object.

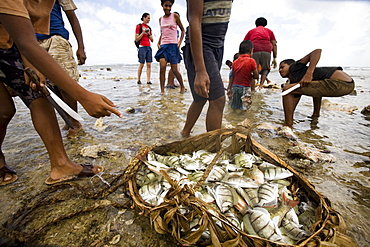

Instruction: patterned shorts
[0,45,43,107]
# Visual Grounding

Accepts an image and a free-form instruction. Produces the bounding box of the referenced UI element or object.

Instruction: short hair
[225,60,232,66]
[239,40,253,54]
[161,0,174,5]
[255,17,267,27]
[141,13,150,21]
[233,53,240,61]
[280,59,295,66]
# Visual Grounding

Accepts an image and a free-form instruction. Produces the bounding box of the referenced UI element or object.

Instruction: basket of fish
[126,128,356,246]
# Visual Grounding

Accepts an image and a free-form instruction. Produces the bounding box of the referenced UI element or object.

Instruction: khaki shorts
[38,35,79,82]
[300,79,355,97]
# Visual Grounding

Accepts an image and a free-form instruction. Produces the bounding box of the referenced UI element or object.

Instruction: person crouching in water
[227,40,259,111]
[279,49,354,128]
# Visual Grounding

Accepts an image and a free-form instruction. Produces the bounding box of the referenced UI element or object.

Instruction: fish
[206,166,226,182]
[280,218,312,240]
[223,174,259,188]
[244,165,264,184]
[268,191,299,225]
[138,180,164,206]
[209,184,234,213]
[234,152,256,168]
[257,183,279,207]
[224,209,242,229]
[264,167,293,181]
[243,207,283,242]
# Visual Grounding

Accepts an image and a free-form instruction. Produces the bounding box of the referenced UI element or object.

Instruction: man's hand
[24,67,47,93]
[76,47,86,65]
[194,71,210,98]
[299,73,313,87]
[80,92,123,118]
[271,58,277,69]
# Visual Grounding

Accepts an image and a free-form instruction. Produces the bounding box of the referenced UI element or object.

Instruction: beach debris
[135,150,314,244]
[321,99,358,113]
[80,144,117,158]
[125,107,135,113]
[93,118,108,132]
[361,105,370,115]
[287,143,335,163]
[277,126,298,140]
[109,234,121,244]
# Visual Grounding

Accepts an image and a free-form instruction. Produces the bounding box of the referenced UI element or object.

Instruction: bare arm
[174,13,185,48]
[271,40,277,69]
[227,71,234,98]
[0,14,122,118]
[64,9,86,65]
[251,68,259,91]
[188,0,209,98]
[299,49,322,84]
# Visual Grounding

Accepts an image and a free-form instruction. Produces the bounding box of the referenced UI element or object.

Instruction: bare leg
[167,68,175,87]
[137,63,144,83]
[146,62,151,83]
[181,99,207,137]
[29,98,100,180]
[60,89,82,137]
[258,74,267,89]
[170,63,186,93]
[206,96,225,131]
[0,83,16,183]
[312,97,322,118]
[159,58,167,95]
[282,94,301,127]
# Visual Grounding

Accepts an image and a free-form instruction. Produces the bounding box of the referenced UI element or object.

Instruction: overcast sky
[67,0,370,67]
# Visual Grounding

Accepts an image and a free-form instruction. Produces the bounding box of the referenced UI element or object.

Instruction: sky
[66,0,370,67]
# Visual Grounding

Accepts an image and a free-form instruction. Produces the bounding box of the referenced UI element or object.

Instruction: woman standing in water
[155,0,186,95]
[135,13,153,85]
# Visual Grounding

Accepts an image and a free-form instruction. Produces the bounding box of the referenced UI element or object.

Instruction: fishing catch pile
[136,150,317,245]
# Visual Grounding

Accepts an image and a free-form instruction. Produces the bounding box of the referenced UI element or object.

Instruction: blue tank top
[36,1,70,41]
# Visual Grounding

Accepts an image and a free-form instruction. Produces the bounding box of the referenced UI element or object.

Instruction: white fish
[244,165,264,184]
[209,184,234,213]
[223,174,259,188]
[206,166,226,182]
[257,183,279,207]
[280,218,312,240]
[234,152,255,168]
[243,207,283,242]
[264,167,293,181]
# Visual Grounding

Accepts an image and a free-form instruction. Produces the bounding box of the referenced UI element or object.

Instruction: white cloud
[67,0,370,67]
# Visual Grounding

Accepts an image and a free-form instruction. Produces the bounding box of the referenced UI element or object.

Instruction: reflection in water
[1,64,369,246]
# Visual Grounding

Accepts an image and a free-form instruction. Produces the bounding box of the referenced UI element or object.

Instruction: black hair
[225,60,232,65]
[280,59,295,66]
[233,53,240,61]
[239,40,253,54]
[161,0,174,5]
[255,17,267,27]
[141,13,150,21]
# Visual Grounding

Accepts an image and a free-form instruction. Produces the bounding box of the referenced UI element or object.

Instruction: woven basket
[126,128,357,247]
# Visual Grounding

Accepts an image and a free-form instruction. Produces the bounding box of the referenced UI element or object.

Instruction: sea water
[1,63,369,246]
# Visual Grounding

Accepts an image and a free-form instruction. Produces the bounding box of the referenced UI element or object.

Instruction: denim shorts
[138,46,153,64]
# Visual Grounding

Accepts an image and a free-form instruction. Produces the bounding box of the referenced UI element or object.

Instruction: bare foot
[66,123,82,138]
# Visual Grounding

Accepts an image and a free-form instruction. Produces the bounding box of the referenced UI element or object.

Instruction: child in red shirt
[227,40,259,110]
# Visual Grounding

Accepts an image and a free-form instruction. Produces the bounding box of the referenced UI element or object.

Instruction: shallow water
[1,64,369,246]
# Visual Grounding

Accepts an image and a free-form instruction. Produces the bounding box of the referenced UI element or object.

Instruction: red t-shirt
[135,23,152,47]
[244,26,276,53]
[232,54,257,87]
